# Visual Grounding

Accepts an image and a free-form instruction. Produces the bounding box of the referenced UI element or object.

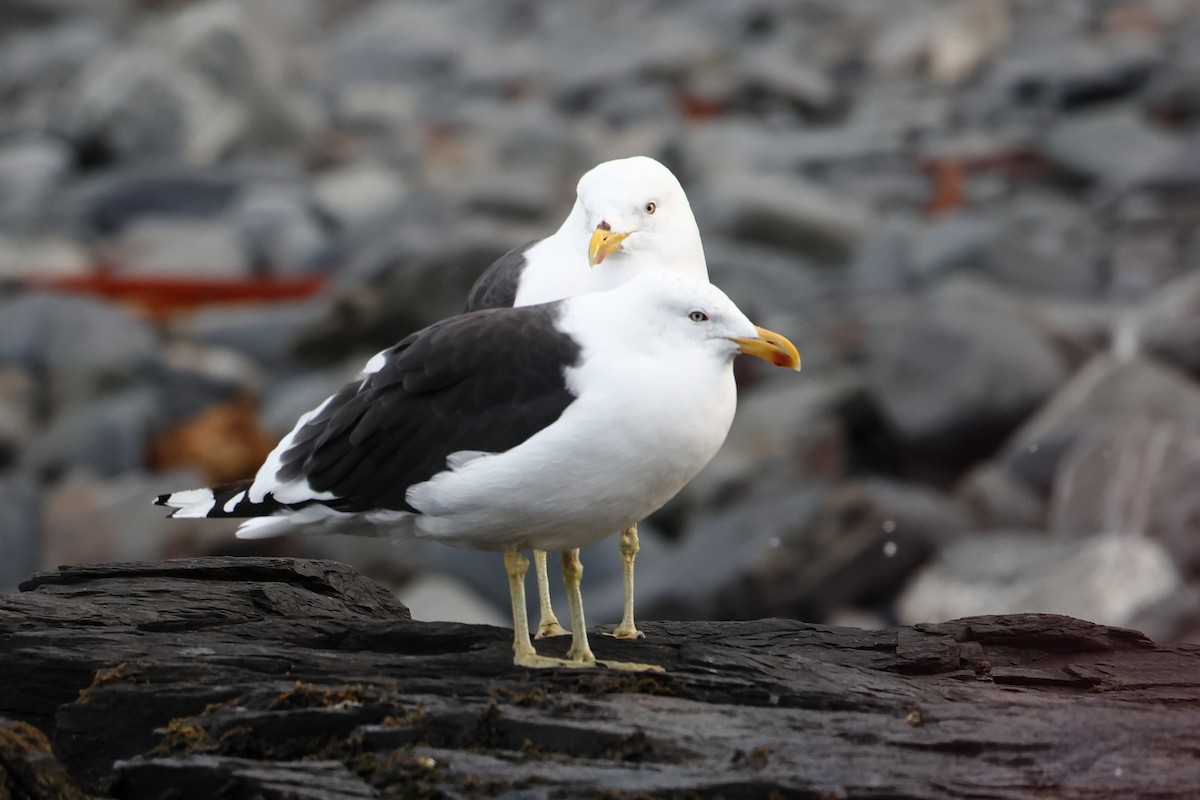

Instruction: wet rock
[0,292,161,411]
[1050,419,1200,575]
[1002,354,1200,493]
[862,279,1069,460]
[0,476,39,592]
[898,531,1181,629]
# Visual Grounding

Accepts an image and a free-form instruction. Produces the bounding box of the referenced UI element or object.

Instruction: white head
[572,272,800,370]
[565,156,708,281]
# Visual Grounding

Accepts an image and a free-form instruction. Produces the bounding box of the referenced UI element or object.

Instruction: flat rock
[1001,353,1200,493]
[862,279,1069,465]
[3,557,1200,799]
[898,531,1181,631]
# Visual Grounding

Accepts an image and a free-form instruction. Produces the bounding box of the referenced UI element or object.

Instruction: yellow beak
[588,228,630,267]
[729,326,802,370]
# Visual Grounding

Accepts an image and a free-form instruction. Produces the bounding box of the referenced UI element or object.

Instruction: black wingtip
[154,493,170,507]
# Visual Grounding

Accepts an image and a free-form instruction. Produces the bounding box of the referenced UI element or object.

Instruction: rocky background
[2,0,1200,641]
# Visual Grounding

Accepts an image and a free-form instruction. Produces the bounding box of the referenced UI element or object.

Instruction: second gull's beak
[729,326,802,370]
[588,227,630,267]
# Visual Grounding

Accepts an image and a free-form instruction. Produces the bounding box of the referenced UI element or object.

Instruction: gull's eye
[644,201,657,215]
[688,310,709,323]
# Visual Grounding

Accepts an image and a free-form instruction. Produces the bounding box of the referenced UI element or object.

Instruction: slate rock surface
[2,557,1199,799]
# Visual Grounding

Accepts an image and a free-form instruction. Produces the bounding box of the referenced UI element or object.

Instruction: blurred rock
[988,36,1159,113]
[978,195,1105,297]
[897,531,1180,628]
[397,573,507,627]
[0,235,89,279]
[312,162,408,233]
[0,368,38,471]
[0,292,160,410]
[955,464,1045,530]
[871,0,1011,85]
[1002,354,1200,493]
[231,183,332,275]
[1043,107,1183,185]
[0,475,39,592]
[147,395,276,486]
[700,172,872,265]
[117,218,248,277]
[39,468,238,570]
[1137,271,1200,377]
[1050,419,1200,574]
[67,170,241,237]
[0,136,72,231]
[863,279,1068,458]
[258,366,355,438]
[683,371,861,505]
[641,480,969,623]
[22,387,158,479]
[169,299,329,377]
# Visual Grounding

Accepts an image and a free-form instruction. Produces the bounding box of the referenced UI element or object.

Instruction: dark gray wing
[273,304,581,513]
[463,241,536,311]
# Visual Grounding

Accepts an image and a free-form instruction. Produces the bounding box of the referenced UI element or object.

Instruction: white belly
[405,353,736,551]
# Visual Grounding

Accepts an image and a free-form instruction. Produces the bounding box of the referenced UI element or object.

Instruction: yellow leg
[533,549,570,639]
[562,549,596,663]
[562,548,662,673]
[610,523,645,640]
[504,547,586,670]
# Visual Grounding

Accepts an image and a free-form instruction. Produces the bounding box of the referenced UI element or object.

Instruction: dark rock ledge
[1,557,1198,800]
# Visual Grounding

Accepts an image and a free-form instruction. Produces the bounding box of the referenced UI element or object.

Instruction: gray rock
[22,387,160,479]
[910,212,1000,282]
[0,136,72,231]
[897,531,1181,629]
[0,368,38,471]
[1002,354,1200,493]
[863,278,1069,449]
[1049,419,1200,574]
[0,235,90,279]
[312,162,409,233]
[642,480,970,623]
[988,36,1160,113]
[0,475,39,592]
[66,169,243,237]
[231,183,332,274]
[1043,107,1184,185]
[1136,271,1200,376]
[257,367,357,438]
[169,299,329,377]
[871,0,1011,85]
[0,292,161,411]
[396,573,507,627]
[977,194,1106,297]
[117,217,249,277]
[954,463,1045,530]
[39,467,240,571]
[698,172,872,265]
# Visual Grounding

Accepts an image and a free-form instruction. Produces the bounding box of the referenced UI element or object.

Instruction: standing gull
[465,155,707,642]
[157,272,800,670]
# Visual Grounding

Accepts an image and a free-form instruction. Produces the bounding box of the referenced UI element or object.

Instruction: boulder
[898,531,1181,630]
[862,278,1069,466]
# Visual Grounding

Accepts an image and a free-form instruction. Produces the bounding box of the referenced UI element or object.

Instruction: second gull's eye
[644,201,657,215]
[689,310,708,323]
